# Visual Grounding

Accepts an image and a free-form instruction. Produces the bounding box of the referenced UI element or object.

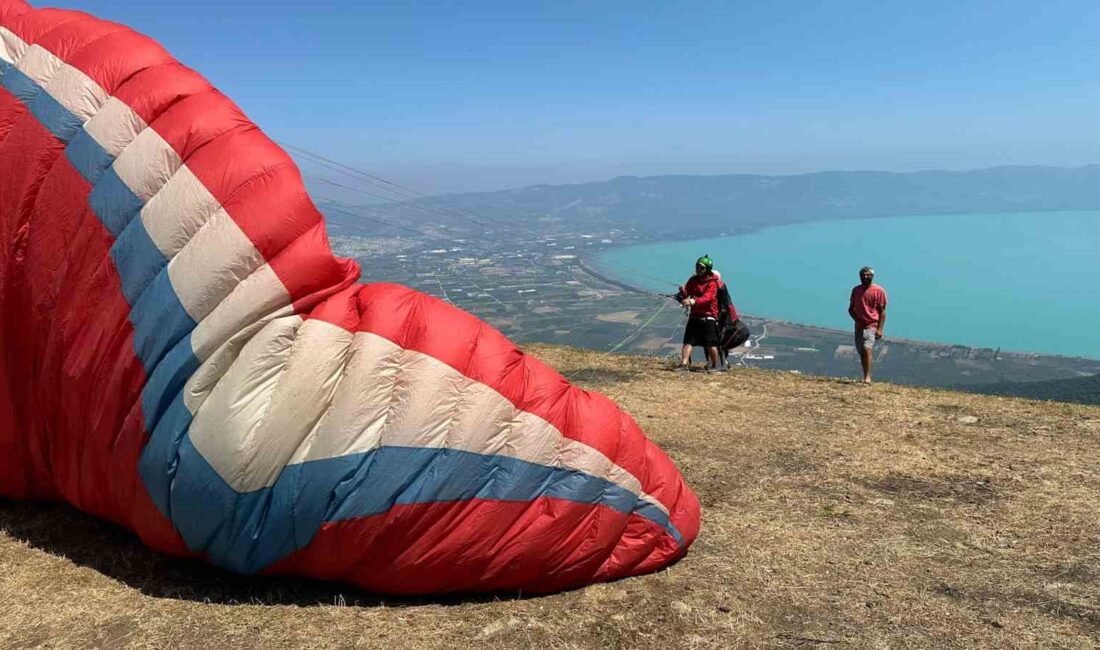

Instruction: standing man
[678,255,721,371]
[848,266,888,383]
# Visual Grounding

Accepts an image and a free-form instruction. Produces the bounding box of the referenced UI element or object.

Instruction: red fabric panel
[0,2,31,494]
[267,497,684,595]
[0,106,68,501]
[266,222,359,314]
[60,29,173,97]
[112,62,212,127]
[27,163,139,519]
[24,10,121,60]
[0,79,30,298]
[0,15,186,542]
[145,90,250,163]
[0,1,30,25]
[180,130,319,258]
[0,97,184,547]
[304,285,363,331]
[0,80,25,143]
[2,6,82,46]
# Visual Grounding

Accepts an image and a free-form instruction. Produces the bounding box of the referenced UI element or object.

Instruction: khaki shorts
[855,328,877,351]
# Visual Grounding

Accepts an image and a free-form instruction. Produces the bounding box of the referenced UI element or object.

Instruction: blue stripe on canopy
[161,437,684,575]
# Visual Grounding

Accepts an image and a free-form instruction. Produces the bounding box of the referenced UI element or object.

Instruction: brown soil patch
[595,311,640,324]
[2,345,1098,648]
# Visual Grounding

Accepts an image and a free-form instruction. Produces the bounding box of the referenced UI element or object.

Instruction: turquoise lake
[596,211,1100,359]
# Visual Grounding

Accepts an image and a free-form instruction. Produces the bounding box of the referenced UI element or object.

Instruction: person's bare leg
[707,346,719,369]
[859,347,873,383]
[680,343,693,367]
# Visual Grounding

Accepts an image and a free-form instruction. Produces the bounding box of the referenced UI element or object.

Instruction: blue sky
[71,0,1100,193]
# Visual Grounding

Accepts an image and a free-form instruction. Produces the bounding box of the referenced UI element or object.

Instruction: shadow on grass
[0,498,531,608]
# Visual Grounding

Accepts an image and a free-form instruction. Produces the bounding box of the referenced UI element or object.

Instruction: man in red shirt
[678,255,720,371]
[848,266,888,383]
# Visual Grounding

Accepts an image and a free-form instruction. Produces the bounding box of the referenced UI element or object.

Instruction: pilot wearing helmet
[676,255,721,372]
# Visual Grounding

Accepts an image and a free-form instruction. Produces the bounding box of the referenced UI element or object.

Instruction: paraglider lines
[283,141,532,238]
[605,298,674,355]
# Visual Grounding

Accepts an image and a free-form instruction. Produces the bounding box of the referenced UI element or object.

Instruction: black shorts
[683,318,719,347]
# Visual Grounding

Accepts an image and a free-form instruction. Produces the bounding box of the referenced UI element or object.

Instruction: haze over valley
[315,164,1100,405]
[321,164,1100,236]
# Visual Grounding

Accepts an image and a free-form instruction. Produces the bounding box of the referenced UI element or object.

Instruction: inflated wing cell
[0,0,699,594]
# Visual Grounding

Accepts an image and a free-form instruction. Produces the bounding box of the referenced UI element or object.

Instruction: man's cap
[695,255,713,271]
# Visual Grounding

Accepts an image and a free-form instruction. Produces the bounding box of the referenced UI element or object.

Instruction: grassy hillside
[2,346,1097,648]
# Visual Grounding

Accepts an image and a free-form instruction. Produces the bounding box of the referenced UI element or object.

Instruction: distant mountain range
[322,165,1100,236]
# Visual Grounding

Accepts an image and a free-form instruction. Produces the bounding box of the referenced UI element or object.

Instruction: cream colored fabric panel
[189,263,292,362]
[167,208,264,323]
[378,350,464,449]
[285,329,401,464]
[183,303,296,414]
[0,27,27,64]
[44,64,107,121]
[140,165,220,258]
[190,318,353,493]
[112,127,180,202]
[84,97,146,158]
[285,331,661,512]
[188,315,303,491]
[448,376,542,461]
[14,44,60,85]
[235,319,353,491]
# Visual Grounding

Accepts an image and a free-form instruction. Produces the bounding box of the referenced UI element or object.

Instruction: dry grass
[2,345,1098,649]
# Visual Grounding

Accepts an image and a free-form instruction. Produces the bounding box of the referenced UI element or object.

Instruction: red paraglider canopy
[0,0,699,594]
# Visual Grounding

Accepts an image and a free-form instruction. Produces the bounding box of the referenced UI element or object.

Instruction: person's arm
[679,283,693,307]
[875,289,888,338]
[848,290,859,326]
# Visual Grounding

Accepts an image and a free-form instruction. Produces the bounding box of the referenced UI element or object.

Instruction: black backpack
[721,318,751,351]
[715,280,749,350]
[716,282,732,327]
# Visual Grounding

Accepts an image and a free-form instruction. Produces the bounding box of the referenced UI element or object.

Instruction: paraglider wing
[0,0,700,594]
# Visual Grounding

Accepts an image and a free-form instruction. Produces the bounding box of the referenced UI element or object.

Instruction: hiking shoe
[672,364,692,373]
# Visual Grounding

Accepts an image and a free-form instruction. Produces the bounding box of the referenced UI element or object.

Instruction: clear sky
[68,0,1100,193]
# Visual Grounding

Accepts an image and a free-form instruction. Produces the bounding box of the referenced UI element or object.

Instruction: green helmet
[695,255,713,272]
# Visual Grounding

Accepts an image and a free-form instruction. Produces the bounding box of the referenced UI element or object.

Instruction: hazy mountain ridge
[324,165,1100,235]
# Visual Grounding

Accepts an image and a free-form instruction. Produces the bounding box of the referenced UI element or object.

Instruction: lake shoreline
[586,211,1100,361]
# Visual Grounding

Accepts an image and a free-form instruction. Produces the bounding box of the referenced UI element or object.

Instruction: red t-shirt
[850,283,887,329]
